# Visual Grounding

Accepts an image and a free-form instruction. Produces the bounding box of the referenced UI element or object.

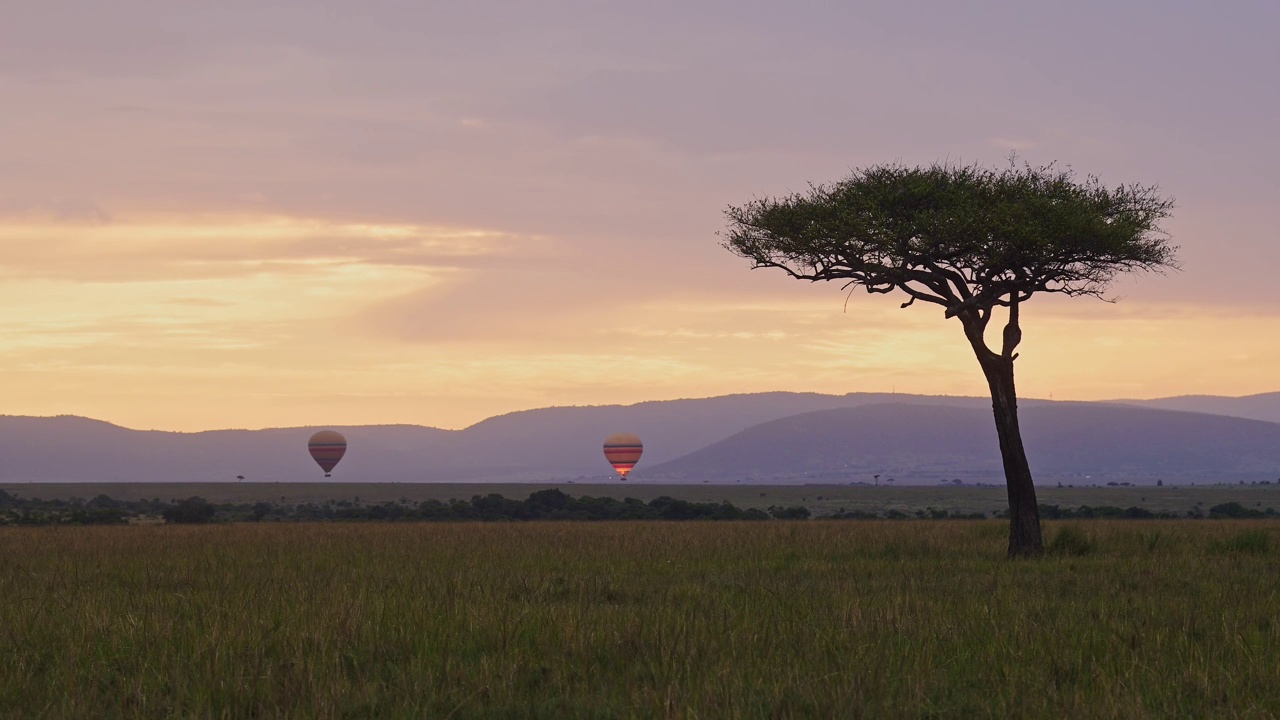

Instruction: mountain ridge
[644,402,1280,484]
[2,391,1277,484]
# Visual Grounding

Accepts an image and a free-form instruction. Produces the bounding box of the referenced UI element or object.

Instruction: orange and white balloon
[603,432,643,480]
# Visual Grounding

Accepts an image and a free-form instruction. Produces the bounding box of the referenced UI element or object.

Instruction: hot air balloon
[603,432,642,480]
[308,430,347,477]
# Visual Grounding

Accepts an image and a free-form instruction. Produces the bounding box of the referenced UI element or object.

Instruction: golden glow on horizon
[1,213,1276,432]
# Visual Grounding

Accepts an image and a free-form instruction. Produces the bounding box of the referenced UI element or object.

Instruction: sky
[2,0,1278,432]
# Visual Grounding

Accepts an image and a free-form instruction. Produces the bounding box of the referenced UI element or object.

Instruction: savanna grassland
[3,521,1279,718]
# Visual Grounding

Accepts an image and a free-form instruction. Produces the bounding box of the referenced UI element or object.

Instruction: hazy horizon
[5,393,1280,487]
[2,387,1279,434]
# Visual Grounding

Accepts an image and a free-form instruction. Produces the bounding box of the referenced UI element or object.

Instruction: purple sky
[1,1,1277,430]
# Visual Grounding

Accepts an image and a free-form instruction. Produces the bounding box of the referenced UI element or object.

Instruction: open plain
[2,519,1278,718]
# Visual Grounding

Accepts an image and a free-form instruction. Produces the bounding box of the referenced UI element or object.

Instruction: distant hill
[2,392,1278,484]
[644,403,1280,484]
[0,416,456,483]
[0,392,988,483]
[1113,392,1280,424]
[448,391,1006,480]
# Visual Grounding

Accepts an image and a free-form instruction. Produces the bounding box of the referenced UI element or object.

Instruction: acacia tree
[723,161,1176,557]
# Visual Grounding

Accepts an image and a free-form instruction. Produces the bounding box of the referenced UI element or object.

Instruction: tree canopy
[724,160,1177,327]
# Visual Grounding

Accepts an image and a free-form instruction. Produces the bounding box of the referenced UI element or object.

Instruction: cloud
[0,213,544,369]
[0,215,528,283]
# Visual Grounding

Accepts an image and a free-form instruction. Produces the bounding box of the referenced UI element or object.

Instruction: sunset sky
[2,1,1277,432]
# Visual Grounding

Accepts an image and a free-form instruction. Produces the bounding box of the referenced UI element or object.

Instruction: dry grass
[2,521,1279,718]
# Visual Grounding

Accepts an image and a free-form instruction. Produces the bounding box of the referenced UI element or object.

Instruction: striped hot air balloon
[308,430,347,477]
[603,432,643,480]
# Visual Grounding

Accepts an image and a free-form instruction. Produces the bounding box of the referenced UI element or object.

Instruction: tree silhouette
[723,160,1176,557]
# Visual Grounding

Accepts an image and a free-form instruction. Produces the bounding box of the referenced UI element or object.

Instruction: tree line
[0,489,805,525]
[1,488,1276,526]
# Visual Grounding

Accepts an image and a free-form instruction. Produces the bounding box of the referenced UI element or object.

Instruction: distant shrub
[1047,525,1094,556]
[87,494,119,509]
[65,508,128,525]
[1209,502,1264,519]
[162,497,216,524]
[823,509,879,520]
[769,506,811,520]
[1076,505,1124,519]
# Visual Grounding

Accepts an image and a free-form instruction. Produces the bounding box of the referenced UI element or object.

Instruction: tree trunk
[979,356,1044,558]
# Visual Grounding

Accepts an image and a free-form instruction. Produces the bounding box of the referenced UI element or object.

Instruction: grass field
[3,520,1279,718]
[5,481,1279,517]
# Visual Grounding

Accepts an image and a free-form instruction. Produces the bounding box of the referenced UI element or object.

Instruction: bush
[824,509,879,520]
[769,506,811,520]
[162,497,216,524]
[1209,502,1264,519]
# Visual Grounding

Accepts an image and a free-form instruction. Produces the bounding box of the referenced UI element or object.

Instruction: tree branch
[1001,294,1022,358]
